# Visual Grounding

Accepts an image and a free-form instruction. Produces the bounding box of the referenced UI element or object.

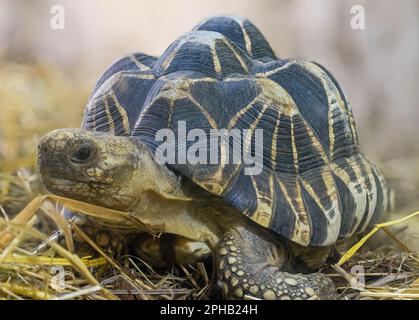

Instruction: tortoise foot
[216,227,337,300]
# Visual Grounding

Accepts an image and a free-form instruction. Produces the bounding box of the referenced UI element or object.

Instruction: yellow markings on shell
[346,101,359,143]
[225,100,272,219]
[103,95,115,134]
[121,72,155,80]
[129,54,150,71]
[147,78,218,130]
[88,72,154,133]
[360,158,374,194]
[87,98,98,129]
[270,108,281,169]
[237,19,252,55]
[218,98,268,198]
[226,16,253,56]
[241,102,268,152]
[250,77,329,167]
[156,78,190,100]
[147,78,223,195]
[167,99,174,128]
[222,99,267,192]
[299,169,341,245]
[242,27,252,56]
[109,89,130,134]
[222,38,249,73]
[298,177,326,213]
[302,118,329,164]
[277,179,310,246]
[94,72,154,97]
[330,161,351,185]
[333,157,367,235]
[370,162,389,212]
[239,102,269,189]
[187,94,218,129]
[161,42,182,72]
[123,71,156,80]
[299,60,353,157]
[250,174,274,228]
[313,48,359,145]
[321,168,340,206]
[212,94,267,198]
[187,76,217,83]
[294,180,309,226]
[227,94,261,129]
[178,88,226,194]
[357,158,378,231]
[134,79,188,129]
[255,77,329,172]
[328,101,336,158]
[211,44,222,75]
[300,60,347,114]
[290,120,299,174]
[259,60,296,77]
[256,78,299,117]
[351,158,364,188]
[243,27,252,55]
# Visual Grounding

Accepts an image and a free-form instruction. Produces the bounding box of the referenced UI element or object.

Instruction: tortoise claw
[216,227,337,300]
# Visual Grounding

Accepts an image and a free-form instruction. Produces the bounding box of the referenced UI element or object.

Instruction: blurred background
[0,0,418,246]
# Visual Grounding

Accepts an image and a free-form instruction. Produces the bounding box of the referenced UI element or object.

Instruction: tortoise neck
[129,144,271,249]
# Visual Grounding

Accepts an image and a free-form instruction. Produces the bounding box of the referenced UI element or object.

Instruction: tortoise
[37,16,390,299]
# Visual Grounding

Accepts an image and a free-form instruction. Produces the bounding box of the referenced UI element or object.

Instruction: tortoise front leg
[216,225,337,300]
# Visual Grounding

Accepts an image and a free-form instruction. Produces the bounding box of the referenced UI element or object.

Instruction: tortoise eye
[69,141,96,164]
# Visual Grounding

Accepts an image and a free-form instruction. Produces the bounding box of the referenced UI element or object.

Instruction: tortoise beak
[37,132,68,179]
[37,129,94,187]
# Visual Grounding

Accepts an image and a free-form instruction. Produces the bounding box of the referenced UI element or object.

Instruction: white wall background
[1,0,419,179]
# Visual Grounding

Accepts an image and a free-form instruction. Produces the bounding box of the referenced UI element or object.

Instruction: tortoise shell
[82,16,389,246]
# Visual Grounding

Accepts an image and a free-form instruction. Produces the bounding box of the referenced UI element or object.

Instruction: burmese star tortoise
[37,16,390,300]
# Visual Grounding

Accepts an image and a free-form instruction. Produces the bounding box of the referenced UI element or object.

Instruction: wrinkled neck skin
[121,142,250,250]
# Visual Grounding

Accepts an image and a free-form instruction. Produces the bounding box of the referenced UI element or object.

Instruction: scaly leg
[216,225,337,300]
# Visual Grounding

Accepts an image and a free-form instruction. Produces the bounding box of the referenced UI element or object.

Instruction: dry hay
[0,59,418,300]
[0,58,214,300]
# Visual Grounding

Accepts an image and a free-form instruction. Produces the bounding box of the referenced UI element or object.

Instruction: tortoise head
[37,128,149,211]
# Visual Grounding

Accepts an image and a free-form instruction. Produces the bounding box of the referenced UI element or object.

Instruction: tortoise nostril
[38,143,48,155]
